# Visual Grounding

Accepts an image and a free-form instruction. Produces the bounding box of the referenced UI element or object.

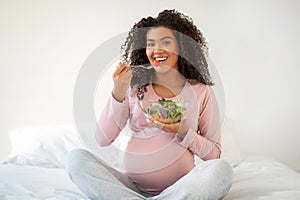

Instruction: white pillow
[5,124,84,168]
[5,124,128,169]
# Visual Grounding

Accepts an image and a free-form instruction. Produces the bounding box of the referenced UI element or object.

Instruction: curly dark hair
[121,9,214,100]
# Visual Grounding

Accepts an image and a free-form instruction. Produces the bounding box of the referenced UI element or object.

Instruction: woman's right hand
[112,62,132,102]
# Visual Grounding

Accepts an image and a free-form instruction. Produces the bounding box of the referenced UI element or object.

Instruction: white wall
[1,0,299,171]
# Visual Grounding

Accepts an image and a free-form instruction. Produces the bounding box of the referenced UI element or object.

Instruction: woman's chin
[153,64,173,74]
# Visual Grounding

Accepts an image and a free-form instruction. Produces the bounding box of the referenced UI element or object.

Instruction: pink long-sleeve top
[96,80,221,192]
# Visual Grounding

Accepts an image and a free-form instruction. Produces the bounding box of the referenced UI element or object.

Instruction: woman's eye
[147,43,155,47]
[162,41,170,45]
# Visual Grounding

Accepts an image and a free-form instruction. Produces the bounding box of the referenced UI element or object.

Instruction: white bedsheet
[224,160,300,200]
[1,160,300,200]
[0,164,86,200]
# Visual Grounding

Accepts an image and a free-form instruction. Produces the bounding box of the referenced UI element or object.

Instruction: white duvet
[1,159,300,200]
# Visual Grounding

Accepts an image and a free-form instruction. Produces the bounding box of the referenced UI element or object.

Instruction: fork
[131,65,154,69]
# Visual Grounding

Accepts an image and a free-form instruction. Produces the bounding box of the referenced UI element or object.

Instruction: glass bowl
[139,98,187,124]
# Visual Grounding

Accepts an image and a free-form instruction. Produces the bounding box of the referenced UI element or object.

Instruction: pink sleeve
[178,86,221,160]
[95,93,130,146]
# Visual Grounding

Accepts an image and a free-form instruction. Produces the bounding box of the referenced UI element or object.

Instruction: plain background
[0,0,299,171]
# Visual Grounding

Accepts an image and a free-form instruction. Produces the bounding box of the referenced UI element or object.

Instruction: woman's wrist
[112,90,126,102]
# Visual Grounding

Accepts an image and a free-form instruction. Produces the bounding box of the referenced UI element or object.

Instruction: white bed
[1,123,300,200]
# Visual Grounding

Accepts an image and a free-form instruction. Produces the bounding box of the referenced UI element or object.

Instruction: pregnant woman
[67,9,233,200]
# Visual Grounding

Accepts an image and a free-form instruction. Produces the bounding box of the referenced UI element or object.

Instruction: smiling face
[146,26,180,73]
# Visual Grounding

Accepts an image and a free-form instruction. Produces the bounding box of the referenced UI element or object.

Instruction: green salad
[146,98,186,124]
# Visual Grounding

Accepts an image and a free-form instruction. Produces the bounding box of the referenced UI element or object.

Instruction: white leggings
[66,148,233,200]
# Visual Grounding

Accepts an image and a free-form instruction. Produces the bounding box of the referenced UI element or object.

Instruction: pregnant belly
[125,150,195,192]
[123,133,195,191]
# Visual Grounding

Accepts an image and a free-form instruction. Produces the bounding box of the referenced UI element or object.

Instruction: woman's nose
[154,48,164,54]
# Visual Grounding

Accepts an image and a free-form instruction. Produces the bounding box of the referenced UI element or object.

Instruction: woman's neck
[152,71,186,97]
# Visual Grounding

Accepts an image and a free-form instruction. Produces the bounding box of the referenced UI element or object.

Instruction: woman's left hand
[147,117,189,140]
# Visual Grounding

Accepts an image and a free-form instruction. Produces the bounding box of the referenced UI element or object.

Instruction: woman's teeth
[155,57,167,61]
[153,57,167,66]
